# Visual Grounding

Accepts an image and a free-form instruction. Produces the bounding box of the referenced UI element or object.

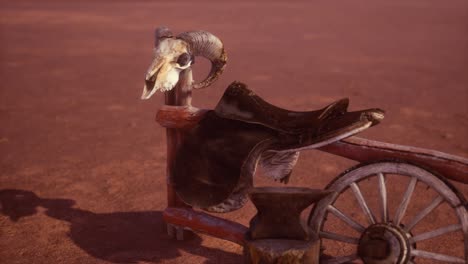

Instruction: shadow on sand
[0,189,242,263]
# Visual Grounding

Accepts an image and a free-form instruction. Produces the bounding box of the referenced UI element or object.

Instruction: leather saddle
[172,81,384,213]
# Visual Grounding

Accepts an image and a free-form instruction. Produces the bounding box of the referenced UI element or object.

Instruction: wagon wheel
[308,161,467,264]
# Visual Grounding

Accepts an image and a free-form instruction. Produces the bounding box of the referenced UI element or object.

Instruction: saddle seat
[172,81,384,213]
[215,82,384,150]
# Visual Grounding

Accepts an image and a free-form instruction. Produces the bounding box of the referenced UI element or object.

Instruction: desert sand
[1,0,467,263]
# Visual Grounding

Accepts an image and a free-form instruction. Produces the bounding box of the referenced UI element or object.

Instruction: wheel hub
[358,223,410,264]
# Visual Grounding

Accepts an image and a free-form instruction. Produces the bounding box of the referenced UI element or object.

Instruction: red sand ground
[1,0,467,263]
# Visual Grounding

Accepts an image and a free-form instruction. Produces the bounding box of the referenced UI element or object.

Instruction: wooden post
[163,69,194,238]
[244,237,320,264]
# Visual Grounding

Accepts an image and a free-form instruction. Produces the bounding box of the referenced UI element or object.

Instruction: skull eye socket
[176,53,192,66]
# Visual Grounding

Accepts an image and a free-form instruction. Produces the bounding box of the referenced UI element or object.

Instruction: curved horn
[154,27,173,47]
[177,31,227,89]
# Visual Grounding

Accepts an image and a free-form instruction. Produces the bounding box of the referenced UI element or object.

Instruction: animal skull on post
[141,27,227,100]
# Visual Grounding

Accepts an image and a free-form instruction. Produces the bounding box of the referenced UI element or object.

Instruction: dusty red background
[1,0,467,263]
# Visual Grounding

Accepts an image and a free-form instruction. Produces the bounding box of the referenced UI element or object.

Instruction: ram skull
[141,27,227,100]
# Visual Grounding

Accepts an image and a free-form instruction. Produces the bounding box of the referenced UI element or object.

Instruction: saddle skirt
[172,81,384,213]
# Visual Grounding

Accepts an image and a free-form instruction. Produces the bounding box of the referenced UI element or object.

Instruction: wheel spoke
[377,173,388,223]
[310,162,467,264]
[404,195,444,231]
[410,224,462,243]
[320,231,359,244]
[393,177,417,226]
[411,249,465,263]
[321,254,359,264]
[350,182,376,225]
[327,205,366,233]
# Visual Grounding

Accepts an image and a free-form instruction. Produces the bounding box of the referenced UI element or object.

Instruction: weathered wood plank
[156,105,208,129]
[319,137,468,184]
[163,207,248,245]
